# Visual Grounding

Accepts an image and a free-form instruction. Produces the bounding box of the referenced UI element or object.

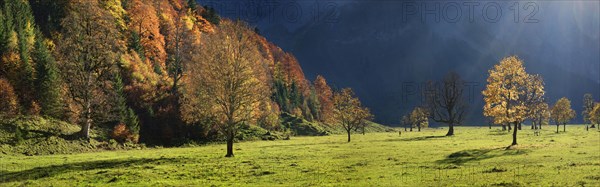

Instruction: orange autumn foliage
[111,123,139,143]
[0,78,19,116]
[314,75,334,122]
[127,0,166,64]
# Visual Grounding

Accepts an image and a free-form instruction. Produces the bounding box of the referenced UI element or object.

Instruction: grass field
[0,126,598,186]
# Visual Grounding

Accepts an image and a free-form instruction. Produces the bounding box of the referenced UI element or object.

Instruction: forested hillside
[0,0,376,148]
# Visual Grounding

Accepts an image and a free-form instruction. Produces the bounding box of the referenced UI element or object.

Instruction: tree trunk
[225,130,234,157]
[511,122,518,146]
[556,124,559,133]
[80,100,92,139]
[591,124,596,128]
[508,124,512,131]
[418,125,421,132]
[410,126,413,132]
[539,123,542,129]
[446,124,454,136]
[225,132,233,157]
[81,118,91,139]
[518,123,522,130]
[531,123,535,129]
[502,125,506,131]
[347,130,351,142]
[586,125,589,131]
[563,123,566,132]
[489,123,492,129]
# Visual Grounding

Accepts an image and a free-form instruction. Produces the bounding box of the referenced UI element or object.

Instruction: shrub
[14,126,24,144]
[111,123,138,143]
[0,79,19,116]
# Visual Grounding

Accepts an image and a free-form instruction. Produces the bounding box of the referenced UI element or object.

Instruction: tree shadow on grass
[398,135,447,141]
[0,157,183,183]
[259,141,343,148]
[436,148,530,165]
[372,135,448,143]
[487,130,511,136]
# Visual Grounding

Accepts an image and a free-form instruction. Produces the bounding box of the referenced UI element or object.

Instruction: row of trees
[400,56,598,149]
[180,20,374,156]
[482,56,598,147]
[401,72,467,136]
[401,107,429,132]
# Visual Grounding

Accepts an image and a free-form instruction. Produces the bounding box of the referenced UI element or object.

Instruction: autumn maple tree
[410,107,429,132]
[483,56,545,146]
[582,93,595,129]
[332,88,373,142]
[525,75,547,130]
[57,0,124,139]
[184,20,269,157]
[551,97,576,133]
[530,102,550,130]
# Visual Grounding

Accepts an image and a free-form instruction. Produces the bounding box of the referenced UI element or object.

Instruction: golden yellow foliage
[551,97,575,125]
[590,103,600,125]
[410,107,429,130]
[482,56,543,125]
[333,88,373,142]
[182,20,270,156]
[483,56,546,145]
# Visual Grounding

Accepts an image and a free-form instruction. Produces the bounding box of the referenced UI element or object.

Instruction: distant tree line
[399,56,598,149]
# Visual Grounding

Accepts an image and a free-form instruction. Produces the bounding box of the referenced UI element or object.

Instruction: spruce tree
[33,29,62,118]
[114,73,139,134]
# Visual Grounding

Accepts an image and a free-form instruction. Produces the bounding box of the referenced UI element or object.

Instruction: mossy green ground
[1,126,598,186]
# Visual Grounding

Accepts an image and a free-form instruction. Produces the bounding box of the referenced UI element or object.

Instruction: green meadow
[1,126,598,186]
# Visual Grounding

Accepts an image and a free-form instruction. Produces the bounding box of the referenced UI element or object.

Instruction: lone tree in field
[483,56,544,146]
[551,97,575,133]
[582,93,595,129]
[57,1,124,139]
[332,88,372,142]
[186,21,269,157]
[424,71,467,136]
[410,107,429,132]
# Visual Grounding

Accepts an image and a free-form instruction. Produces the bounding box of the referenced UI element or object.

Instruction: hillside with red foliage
[0,0,337,145]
